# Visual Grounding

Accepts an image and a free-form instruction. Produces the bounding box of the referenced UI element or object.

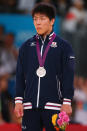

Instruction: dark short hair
[32,2,56,20]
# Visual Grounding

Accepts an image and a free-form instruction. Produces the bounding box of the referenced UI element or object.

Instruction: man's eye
[33,18,37,21]
[41,17,46,20]
[33,17,46,21]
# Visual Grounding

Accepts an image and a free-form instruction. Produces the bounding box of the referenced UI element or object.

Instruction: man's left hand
[60,104,72,116]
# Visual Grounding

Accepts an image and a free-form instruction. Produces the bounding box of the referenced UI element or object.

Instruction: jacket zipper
[36,38,45,108]
[36,77,40,107]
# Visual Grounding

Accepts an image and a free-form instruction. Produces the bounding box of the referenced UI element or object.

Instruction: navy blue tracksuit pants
[22,109,60,131]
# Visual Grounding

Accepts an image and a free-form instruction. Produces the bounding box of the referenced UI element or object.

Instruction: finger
[68,112,72,116]
[15,110,21,118]
[20,109,24,117]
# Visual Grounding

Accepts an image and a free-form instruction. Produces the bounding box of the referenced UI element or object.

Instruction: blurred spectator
[73,77,87,125]
[36,0,71,17]
[57,0,72,17]
[0,74,12,122]
[60,0,87,75]
[76,15,87,77]
[0,33,18,76]
[36,0,58,11]
[84,0,87,9]
[0,25,5,47]
[0,0,18,13]
[0,73,21,130]
[36,0,52,3]
[17,0,36,14]
[61,0,86,47]
[0,74,21,124]
[0,95,5,125]
[0,0,28,14]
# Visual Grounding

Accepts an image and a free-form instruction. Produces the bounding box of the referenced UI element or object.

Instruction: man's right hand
[14,103,24,118]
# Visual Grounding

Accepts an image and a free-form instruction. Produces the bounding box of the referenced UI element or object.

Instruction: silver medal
[36,67,46,77]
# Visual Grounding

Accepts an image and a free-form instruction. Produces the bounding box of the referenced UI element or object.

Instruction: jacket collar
[36,30,55,41]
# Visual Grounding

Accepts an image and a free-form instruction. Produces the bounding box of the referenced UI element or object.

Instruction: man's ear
[51,18,55,26]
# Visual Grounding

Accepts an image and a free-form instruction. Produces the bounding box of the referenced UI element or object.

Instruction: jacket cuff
[63,98,71,105]
[15,97,23,104]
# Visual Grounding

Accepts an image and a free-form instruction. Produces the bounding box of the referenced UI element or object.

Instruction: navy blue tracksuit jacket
[15,31,75,111]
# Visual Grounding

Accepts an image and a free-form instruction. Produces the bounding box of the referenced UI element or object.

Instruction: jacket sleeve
[15,47,26,104]
[60,41,75,105]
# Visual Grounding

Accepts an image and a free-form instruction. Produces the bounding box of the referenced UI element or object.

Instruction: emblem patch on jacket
[50,42,57,48]
[30,42,36,46]
[69,56,75,59]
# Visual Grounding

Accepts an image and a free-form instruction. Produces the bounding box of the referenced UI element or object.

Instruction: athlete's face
[33,13,55,37]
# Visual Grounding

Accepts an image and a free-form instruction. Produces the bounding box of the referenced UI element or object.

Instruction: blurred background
[0,0,87,131]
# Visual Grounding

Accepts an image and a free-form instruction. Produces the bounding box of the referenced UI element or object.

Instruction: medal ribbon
[36,33,56,67]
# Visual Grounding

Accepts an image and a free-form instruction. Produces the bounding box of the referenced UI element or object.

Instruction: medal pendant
[36,67,46,77]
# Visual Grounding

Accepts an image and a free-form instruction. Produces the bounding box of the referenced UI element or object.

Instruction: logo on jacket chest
[30,42,57,48]
[30,42,36,46]
[50,42,57,48]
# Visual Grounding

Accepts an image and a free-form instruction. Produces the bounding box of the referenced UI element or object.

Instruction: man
[14,2,75,131]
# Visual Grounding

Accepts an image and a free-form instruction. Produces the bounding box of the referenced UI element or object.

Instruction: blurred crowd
[0,0,87,130]
[0,25,20,127]
[0,0,87,15]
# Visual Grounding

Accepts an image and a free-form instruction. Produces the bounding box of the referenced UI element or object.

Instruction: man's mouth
[37,27,41,30]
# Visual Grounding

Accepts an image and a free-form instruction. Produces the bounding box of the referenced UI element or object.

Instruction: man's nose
[36,18,41,24]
